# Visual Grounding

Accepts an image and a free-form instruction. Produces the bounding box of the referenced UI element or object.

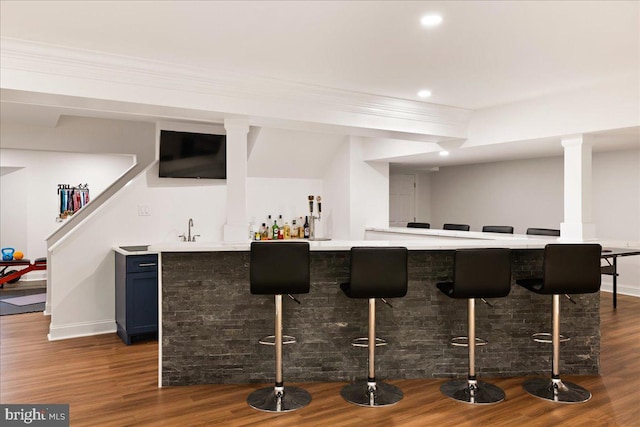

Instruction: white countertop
[148,238,550,252]
[117,228,639,254]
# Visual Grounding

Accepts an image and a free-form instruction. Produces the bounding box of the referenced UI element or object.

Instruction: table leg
[613,256,617,309]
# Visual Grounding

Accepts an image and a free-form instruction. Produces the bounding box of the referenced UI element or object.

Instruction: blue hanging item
[1,248,15,261]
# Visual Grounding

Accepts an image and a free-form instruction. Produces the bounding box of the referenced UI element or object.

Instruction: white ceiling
[1,1,639,167]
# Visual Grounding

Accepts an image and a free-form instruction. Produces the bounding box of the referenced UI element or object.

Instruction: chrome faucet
[179,218,200,242]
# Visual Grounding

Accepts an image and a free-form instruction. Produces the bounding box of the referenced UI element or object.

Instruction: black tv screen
[159,130,226,179]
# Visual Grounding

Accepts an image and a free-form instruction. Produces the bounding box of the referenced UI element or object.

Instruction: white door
[389,174,415,227]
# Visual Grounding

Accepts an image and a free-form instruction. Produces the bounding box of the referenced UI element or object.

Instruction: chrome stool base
[340,380,403,407]
[523,378,591,404]
[440,379,505,405]
[247,386,312,413]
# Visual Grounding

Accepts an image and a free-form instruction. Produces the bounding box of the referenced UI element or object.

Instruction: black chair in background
[516,244,602,403]
[444,223,470,231]
[482,225,514,234]
[526,228,560,237]
[340,247,408,407]
[247,241,312,413]
[436,248,512,405]
[407,222,430,229]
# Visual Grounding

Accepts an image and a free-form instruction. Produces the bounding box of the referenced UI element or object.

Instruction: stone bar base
[161,250,599,386]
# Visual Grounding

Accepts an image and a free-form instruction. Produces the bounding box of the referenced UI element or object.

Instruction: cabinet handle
[138,263,157,267]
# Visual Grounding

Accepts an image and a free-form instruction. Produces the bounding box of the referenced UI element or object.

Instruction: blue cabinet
[115,252,158,345]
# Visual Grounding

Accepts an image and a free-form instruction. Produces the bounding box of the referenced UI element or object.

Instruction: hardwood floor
[1,293,638,426]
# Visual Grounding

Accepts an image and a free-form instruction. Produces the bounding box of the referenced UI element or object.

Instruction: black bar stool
[436,248,512,405]
[340,246,408,407]
[516,243,601,403]
[247,241,311,413]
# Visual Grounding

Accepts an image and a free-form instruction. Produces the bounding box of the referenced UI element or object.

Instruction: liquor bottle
[303,216,310,239]
[283,222,291,239]
[277,214,283,228]
[298,216,305,238]
[272,220,279,240]
[291,219,297,239]
[260,223,268,240]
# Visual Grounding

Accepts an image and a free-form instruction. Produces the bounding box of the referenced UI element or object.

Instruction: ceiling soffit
[0,37,472,140]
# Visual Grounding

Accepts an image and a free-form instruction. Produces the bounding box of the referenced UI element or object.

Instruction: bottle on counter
[283,222,291,239]
[303,216,310,239]
[291,219,297,239]
[260,223,268,240]
[277,214,283,228]
[298,216,305,238]
[272,220,279,240]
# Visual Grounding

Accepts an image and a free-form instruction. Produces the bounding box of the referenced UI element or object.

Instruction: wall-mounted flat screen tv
[159,130,226,179]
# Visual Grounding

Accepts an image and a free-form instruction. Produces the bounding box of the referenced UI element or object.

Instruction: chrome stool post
[521,295,591,403]
[340,298,403,407]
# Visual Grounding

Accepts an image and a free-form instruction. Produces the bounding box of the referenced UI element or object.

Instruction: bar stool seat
[340,246,408,407]
[247,241,311,413]
[516,243,601,404]
[436,248,512,405]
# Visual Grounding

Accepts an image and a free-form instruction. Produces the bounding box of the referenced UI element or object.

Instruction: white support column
[560,134,596,241]
[223,117,250,242]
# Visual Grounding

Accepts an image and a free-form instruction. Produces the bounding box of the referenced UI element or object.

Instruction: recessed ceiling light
[421,14,442,27]
[439,150,449,157]
[418,90,432,98]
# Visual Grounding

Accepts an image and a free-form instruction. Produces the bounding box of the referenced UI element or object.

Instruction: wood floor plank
[1,293,639,426]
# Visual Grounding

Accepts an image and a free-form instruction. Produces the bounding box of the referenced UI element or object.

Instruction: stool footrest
[351,337,387,348]
[532,332,570,344]
[259,335,297,346]
[451,336,488,347]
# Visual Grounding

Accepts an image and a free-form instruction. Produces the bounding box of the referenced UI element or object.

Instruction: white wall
[415,172,432,223]
[322,139,351,240]
[348,137,389,239]
[592,149,640,295]
[0,149,134,278]
[430,156,564,233]
[419,149,640,295]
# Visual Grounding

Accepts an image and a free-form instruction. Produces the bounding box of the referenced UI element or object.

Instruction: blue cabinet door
[126,271,158,335]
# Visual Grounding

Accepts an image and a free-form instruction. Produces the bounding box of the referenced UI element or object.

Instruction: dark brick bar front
[161,249,600,386]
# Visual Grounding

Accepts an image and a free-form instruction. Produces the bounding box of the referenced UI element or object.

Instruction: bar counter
[151,238,600,387]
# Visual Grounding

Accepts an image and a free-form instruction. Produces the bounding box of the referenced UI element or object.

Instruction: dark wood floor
[1,293,638,426]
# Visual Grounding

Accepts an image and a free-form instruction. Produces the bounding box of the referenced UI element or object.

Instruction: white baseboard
[48,320,116,341]
[600,283,640,298]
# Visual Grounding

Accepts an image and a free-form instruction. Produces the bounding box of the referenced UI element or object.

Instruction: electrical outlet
[137,204,151,216]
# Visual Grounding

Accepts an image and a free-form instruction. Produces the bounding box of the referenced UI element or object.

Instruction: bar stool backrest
[526,228,560,236]
[542,244,602,294]
[482,225,514,234]
[348,247,408,298]
[407,222,430,229]
[450,248,512,299]
[250,241,310,295]
[443,223,470,231]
